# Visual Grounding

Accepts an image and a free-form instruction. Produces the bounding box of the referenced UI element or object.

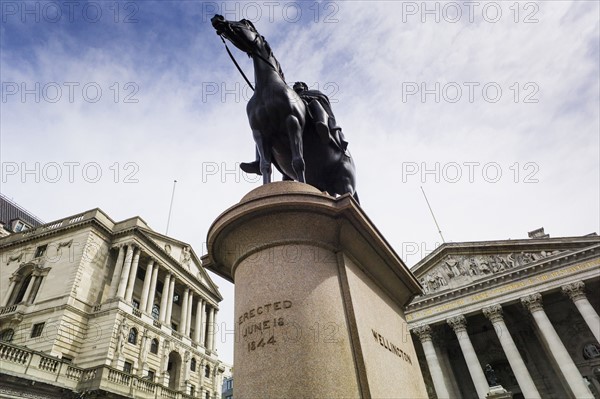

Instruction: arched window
[151,304,160,320]
[0,329,14,342]
[128,328,138,345]
[204,364,211,378]
[13,274,33,304]
[7,263,48,307]
[150,338,159,354]
[190,357,196,371]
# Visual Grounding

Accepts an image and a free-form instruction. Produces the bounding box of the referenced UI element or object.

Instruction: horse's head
[211,15,261,56]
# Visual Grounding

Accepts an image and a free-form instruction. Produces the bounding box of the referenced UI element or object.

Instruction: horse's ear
[245,19,257,32]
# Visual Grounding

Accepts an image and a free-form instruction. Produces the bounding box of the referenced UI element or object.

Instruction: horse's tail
[352,191,360,205]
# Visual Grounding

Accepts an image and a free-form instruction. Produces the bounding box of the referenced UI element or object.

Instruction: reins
[219,35,255,91]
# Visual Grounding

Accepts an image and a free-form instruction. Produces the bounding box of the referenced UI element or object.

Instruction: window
[31,322,45,338]
[205,392,210,399]
[136,267,145,280]
[583,343,600,359]
[132,299,140,310]
[128,328,138,345]
[190,357,196,372]
[147,369,155,381]
[205,365,211,378]
[13,274,33,304]
[0,329,14,342]
[173,294,180,304]
[151,304,160,320]
[61,356,73,363]
[150,339,159,354]
[190,385,195,396]
[34,245,47,258]
[225,379,233,390]
[123,361,133,374]
[14,221,25,232]
[171,322,178,331]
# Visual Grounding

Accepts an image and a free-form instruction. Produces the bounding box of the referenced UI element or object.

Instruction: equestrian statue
[210,15,359,203]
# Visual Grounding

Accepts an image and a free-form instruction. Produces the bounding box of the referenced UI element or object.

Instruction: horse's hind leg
[285,115,306,183]
[252,129,272,184]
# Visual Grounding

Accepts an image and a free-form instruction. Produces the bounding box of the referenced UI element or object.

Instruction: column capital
[521,293,543,313]
[561,281,586,301]
[483,304,504,323]
[411,325,433,342]
[447,315,467,333]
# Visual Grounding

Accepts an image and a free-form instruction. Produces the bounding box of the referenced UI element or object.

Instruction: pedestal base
[206,182,427,398]
[486,385,513,399]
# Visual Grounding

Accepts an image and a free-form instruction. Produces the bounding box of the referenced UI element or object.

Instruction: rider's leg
[240,146,262,175]
[308,100,330,143]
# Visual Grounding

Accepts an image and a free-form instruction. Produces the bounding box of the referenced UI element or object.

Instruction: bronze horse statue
[211,15,359,203]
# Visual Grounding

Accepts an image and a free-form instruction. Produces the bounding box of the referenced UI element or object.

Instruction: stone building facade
[407,230,600,399]
[0,208,225,399]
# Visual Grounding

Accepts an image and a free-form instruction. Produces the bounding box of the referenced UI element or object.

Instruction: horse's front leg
[252,129,272,184]
[285,115,306,183]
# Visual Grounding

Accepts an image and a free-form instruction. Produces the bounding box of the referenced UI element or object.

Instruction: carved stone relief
[419,250,563,296]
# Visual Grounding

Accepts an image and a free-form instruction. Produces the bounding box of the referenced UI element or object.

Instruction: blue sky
[1,0,599,365]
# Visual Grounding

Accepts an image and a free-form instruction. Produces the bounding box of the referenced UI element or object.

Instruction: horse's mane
[258,36,286,83]
[244,20,286,82]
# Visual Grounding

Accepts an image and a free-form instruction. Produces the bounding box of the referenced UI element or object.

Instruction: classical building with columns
[407,229,600,399]
[0,208,225,399]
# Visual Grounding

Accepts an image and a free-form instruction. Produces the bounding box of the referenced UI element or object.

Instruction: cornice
[411,234,600,275]
[0,212,113,250]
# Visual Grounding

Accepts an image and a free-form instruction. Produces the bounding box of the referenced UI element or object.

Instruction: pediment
[417,249,564,296]
[412,234,600,297]
[137,229,222,300]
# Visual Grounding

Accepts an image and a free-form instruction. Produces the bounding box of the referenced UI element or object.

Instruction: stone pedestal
[205,182,428,399]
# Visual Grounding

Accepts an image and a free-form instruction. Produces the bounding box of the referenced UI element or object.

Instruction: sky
[1,0,599,365]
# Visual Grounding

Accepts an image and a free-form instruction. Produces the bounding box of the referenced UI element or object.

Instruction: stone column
[25,274,44,305]
[20,277,35,305]
[447,315,489,398]
[193,298,203,343]
[165,277,175,326]
[521,293,593,398]
[125,248,141,303]
[1,278,18,307]
[117,245,134,299]
[206,305,215,352]
[181,288,189,334]
[146,264,159,314]
[200,299,206,345]
[109,245,126,297]
[483,304,541,398]
[562,281,600,343]
[159,273,171,323]
[412,325,450,398]
[139,260,155,311]
[186,292,194,336]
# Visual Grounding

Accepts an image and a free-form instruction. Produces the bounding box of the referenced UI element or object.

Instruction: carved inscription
[239,300,292,353]
[371,329,412,365]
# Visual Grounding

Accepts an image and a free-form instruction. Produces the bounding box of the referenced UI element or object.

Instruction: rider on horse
[241,81,349,175]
